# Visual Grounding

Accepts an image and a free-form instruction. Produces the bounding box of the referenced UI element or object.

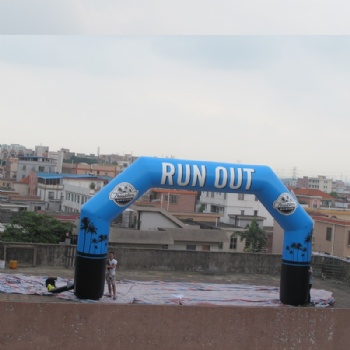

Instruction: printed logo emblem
[109,182,138,207]
[273,193,297,215]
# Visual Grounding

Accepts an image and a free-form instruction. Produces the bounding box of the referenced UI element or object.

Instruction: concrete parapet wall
[1,242,350,283]
[0,242,69,267]
[114,248,282,275]
[0,302,349,350]
[0,242,282,274]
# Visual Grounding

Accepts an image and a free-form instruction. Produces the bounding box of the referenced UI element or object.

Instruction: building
[0,178,29,196]
[62,175,111,213]
[110,205,247,253]
[312,216,350,259]
[273,207,350,257]
[16,156,57,181]
[48,150,64,173]
[0,191,46,213]
[291,188,334,209]
[138,188,198,213]
[108,205,230,252]
[61,162,120,178]
[29,173,111,212]
[199,191,274,228]
[296,175,333,194]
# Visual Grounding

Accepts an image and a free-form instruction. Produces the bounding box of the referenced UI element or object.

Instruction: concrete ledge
[0,302,349,349]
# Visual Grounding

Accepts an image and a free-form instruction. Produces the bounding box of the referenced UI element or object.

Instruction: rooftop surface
[0,266,349,308]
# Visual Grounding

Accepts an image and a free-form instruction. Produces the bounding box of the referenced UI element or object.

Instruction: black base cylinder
[74,254,107,300]
[280,263,309,306]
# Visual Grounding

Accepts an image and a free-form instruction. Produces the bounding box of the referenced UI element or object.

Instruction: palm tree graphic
[80,217,98,253]
[304,232,312,260]
[97,234,108,254]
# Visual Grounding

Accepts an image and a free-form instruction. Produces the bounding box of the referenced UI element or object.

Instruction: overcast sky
[1,1,350,180]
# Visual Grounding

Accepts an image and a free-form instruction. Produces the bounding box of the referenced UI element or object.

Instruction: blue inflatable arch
[74,157,313,306]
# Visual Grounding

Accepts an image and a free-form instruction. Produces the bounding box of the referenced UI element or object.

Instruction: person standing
[308,265,313,304]
[106,251,118,300]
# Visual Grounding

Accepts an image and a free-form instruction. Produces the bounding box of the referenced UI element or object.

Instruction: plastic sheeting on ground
[0,273,335,307]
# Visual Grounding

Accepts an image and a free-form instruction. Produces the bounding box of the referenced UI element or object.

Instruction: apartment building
[62,176,109,212]
[0,144,28,158]
[48,150,64,173]
[313,217,350,258]
[62,162,120,178]
[291,188,334,209]
[0,190,46,213]
[199,191,274,228]
[0,178,29,196]
[31,173,110,212]
[139,188,198,213]
[109,206,233,252]
[273,209,350,258]
[16,156,57,181]
[296,175,333,194]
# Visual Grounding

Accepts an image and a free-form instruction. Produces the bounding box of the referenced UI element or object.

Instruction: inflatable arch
[74,157,313,306]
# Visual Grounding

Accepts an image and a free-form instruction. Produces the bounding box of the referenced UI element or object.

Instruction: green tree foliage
[1,211,75,244]
[64,156,98,165]
[237,219,267,253]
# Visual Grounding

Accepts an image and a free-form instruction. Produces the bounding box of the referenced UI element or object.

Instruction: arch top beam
[75,157,313,306]
[82,157,312,232]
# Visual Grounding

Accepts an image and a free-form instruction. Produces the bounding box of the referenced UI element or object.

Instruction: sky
[1,1,350,180]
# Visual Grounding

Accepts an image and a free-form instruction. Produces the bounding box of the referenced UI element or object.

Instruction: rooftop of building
[1,265,350,308]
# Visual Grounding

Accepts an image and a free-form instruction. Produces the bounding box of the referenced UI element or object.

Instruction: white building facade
[36,174,109,212]
[62,177,107,212]
[199,191,274,228]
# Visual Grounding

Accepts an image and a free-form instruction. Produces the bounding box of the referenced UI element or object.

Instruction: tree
[1,211,75,244]
[237,219,267,253]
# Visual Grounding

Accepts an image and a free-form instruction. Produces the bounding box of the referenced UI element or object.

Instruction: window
[48,191,54,200]
[326,227,332,241]
[38,166,44,172]
[230,235,237,249]
[238,193,244,200]
[254,210,258,216]
[186,244,196,251]
[170,195,177,203]
[151,193,158,201]
[348,231,350,246]
[211,205,221,213]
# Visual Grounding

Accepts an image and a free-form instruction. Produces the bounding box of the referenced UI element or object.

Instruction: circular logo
[109,182,138,207]
[273,193,297,215]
